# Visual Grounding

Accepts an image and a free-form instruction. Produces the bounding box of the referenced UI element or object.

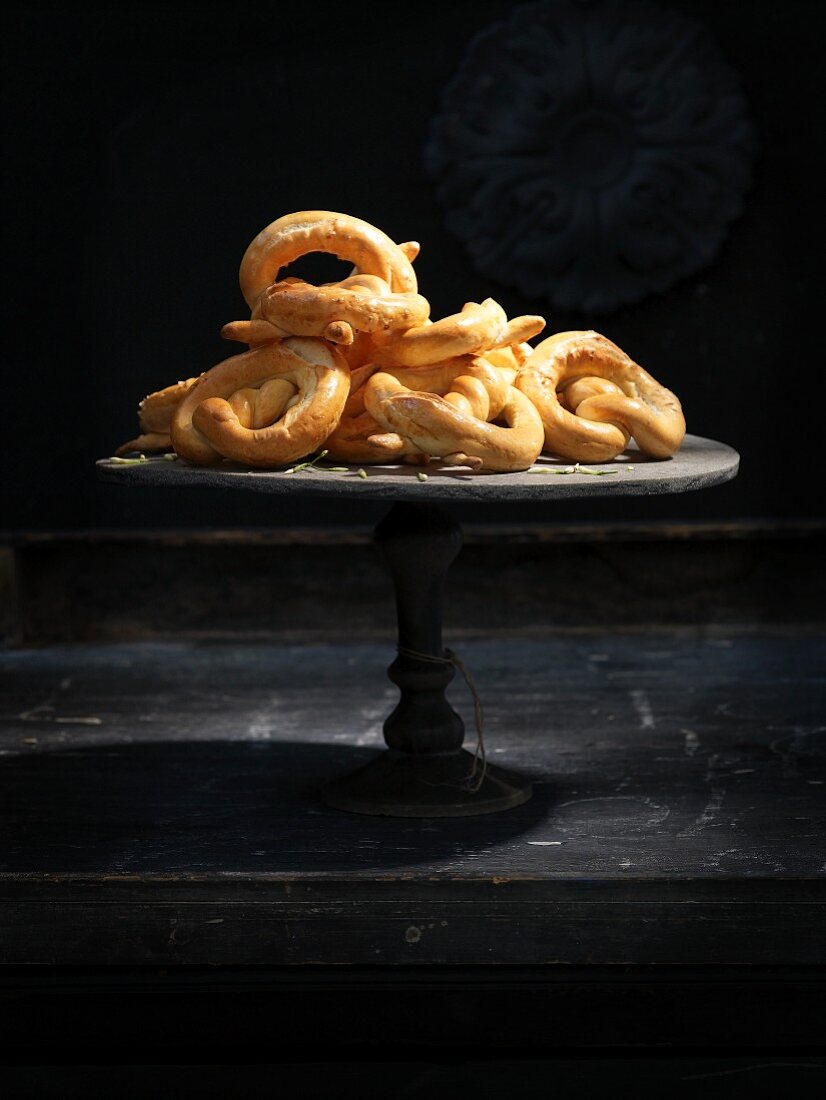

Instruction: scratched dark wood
[1,634,823,967]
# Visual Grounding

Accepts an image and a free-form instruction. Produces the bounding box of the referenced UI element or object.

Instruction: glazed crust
[370,298,545,368]
[170,337,349,467]
[364,373,544,473]
[239,210,419,309]
[254,274,430,341]
[516,331,686,462]
[114,211,687,471]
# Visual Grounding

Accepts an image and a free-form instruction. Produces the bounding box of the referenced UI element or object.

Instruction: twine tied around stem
[396,646,487,792]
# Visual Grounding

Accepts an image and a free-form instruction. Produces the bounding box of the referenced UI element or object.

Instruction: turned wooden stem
[374,502,464,755]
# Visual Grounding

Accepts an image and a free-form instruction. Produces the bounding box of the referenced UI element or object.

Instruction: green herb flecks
[285,449,329,474]
[528,462,618,476]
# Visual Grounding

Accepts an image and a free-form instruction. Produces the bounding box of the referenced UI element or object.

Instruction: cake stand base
[320,748,532,818]
[97,436,740,820]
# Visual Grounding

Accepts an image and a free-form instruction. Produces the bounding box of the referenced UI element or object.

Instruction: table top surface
[97,433,738,503]
[1,629,822,967]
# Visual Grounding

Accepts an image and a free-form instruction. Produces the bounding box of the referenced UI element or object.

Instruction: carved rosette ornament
[425,0,756,313]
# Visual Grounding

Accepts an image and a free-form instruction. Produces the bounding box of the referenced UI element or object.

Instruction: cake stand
[97,434,739,817]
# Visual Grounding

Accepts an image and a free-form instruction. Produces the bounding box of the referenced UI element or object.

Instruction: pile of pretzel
[117,211,686,472]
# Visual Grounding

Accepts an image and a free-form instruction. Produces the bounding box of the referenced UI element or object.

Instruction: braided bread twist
[364,372,544,472]
[170,337,349,467]
[516,331,686,462]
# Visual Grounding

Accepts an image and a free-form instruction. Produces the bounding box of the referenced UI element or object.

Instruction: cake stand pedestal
[98,433,739,817]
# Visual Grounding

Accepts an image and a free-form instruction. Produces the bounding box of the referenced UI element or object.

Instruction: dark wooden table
[1,632,824,1060]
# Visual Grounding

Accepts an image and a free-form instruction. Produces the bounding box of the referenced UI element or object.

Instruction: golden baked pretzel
[171,337,349,467]
[114,210,689,474]
[116,375,301,456]
[516,331,686,462]
[323,354,519,464]
[364,372,545,472]
[238,210,419,310]
[370,298,545,368]
[222,274,430,348]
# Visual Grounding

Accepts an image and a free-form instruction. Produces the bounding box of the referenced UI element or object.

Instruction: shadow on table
[0,740,558,874]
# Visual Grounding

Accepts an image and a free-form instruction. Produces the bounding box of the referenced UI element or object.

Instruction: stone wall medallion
[424,0,757,313]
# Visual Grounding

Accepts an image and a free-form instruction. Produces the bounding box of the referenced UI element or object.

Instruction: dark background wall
[3,0,823,532]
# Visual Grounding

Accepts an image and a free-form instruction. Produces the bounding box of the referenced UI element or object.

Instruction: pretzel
[516,331,686,462]
[370,298,545,368]
[116,376,299,456]
[323,354,517,464]
[364,372,544,472]
[170,337,349,467]
[114,210,689,473]
[239,210,419,311]
[222,273,430,349]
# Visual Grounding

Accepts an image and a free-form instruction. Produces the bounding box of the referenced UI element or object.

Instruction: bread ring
[171,337,349,467]
[116,374,299,456]
[370,298,545,367]
[239,210,419,309]
[253,273,430,342]
[364,373,544,472]
[516,331,686,462]
[323,355,515,463]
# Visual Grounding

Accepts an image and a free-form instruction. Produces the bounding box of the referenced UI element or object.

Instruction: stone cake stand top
[97,433,738,503]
